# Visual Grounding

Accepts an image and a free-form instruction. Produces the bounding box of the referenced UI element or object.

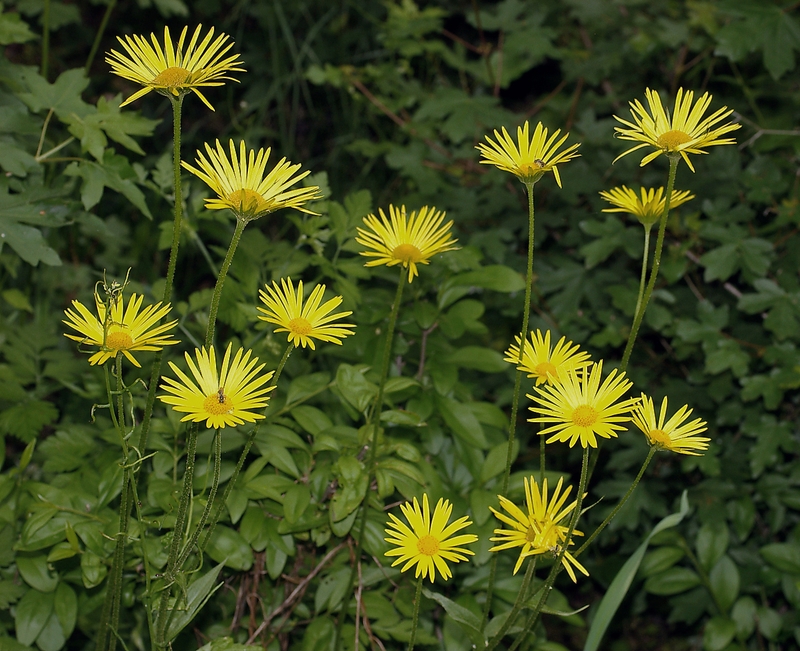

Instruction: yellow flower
[528,361,639,448]
[504,329,592,386]
[356,205,458,283]
[106,25,245,110]
[600,186,695,227]
[490,476,588,582]
[159,344,275,430]
[384,494,478,582]
[476,121,581,187]
[632,394,710,456]
[613,88,740,172]
[63,291,178,367]
[182,140,321,221]
[257,278,355,350]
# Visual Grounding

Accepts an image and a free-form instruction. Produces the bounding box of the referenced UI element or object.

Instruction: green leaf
[756,606,782,640]
[422,588,483,646]
[35,610,65,651]
[583,491,689,651]
[703,616,736,651]
[330,456,368,522]
[2,289,32,312]
[638,546,685,578]
[0,10,36,44]
[283,484,311,524]
[696,522,729,571]
[0,399,58,442]
[760,542,800,573]
[205,527,253,571]
[17,68,91,119]
[0,580,26,609]
[80,550,106,588]
[480,440,519,484]
[644,567,701,595]
[14,588,54,646]
[446,346,506,373]
[64,152,152,218]
[16,554,57,592]
[314,567,351,612]
[335,364,377,412]
[762,9,800,79]
[285,372,331,405]
[53,583,77,640]
[0,187,62,266]
[436,395,489,449]
[709,555,739,613]
[166,563,224,642]
[446,265,525,294]
[291,405,333,436]
[731,596,757,640]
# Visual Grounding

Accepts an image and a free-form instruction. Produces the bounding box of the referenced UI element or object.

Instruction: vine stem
[407,576,424,651]
[84,0,117,75]
[485,557,537,651]
[334,271,406,651]
[509,446,590,651]
[620,156,679,373]
[205,218,247,347]
[482,180,536,630]
[575,447,656,557]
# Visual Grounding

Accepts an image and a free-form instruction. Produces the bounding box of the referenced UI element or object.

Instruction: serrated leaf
[64,152,152,218]
[17,68,91,120]
[0,10,36,44]
[0,400,58,442]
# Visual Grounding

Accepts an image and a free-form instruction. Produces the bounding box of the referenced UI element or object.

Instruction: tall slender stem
[620,157,679,372]
[407,576,424,651]
[632,226,652,324]
[482,181,536,629]
[41,0,50,80]
[510,447,590,651]
[485,557,537,651]
[84,0,117,75]
[205,218,247,347]
[576,447,655,557]
[334,272,406,651]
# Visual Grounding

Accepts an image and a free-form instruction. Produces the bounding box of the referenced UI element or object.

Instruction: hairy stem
[486,557,537,651]
[407,576,424,651]
[205,218,247,347]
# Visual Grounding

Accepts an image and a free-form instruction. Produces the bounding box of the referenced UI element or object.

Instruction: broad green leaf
[314,567,351,613]
[731,596,756,640]
[64,152,152,218]
[15,588,54,646]
[80,550,106,588]
[283,484,311,524]
[285,372,331,405]
[166,563,224,641]
[198,637,263,651]
[436,395,489,449]
[638,546,685,578]
[0,580,26,609]
[35,610,65,651]
[16,554,57,592]
[756,606,782,640]
[760,542,800,573]
[696,522,729,571]
[335,364,377,412]
[703,616,736,651]
[53,583,76,640]
[205,527,253,571]
[644,567,701,595]
[480,440,519,484]
[447,265,525,293]
[0,10,36,44]
[422,588,483,646]
[17,68,91,119]
[291,405,333,436]
[446,346,506,372]
[709,555,739,613]
[0,187,62,266]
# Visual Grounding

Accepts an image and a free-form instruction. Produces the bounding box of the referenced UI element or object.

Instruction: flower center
[416,534,440,556]
[572,405,598,428]
[152,66,191,89]
[288,317,313,335]
[525,525,539,543]
[227,188,270,216]
[519,159,546,175]
[106,330,133,351]
[392,243,423,264]
[534,362,558,380]
[647,428,672,447]
[203,390,233,415]
[657,129,691,151]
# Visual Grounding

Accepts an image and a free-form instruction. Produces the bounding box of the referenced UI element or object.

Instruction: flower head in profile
[528,361,639,448]
[159,344,275,429]
[504,329,592,386]
[106,25,244,110]
[477,121,581,187]
[182,140,321,221]
[63,291,178,367]
[613,88,740,171]
[490,476,588,582]
[632,394,709,456]
[257,278,355,350]
[385,494,478,582]
[356,205,458,282]
[600,186,695,228]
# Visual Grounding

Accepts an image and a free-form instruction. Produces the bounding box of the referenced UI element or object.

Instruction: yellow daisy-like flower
[600,186,695,228]
[632,394,710,456]
[63,292,178,367]
[159,344,275,430]
[476,121,581,187]
[257,277,355,350]
[182,140,321,221]
[490,476,588,582]
[528,361,639,448]
[613,88,741,172]
[504,329,592,386]
[106,25,244,110]
[384,494,478,582]
[356,205,458,283]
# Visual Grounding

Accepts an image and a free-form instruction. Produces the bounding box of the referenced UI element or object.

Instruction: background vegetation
[0,0,799,650]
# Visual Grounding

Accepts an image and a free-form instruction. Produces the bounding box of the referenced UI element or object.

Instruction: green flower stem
[620,156,679,373]
[41,0,50,79]
[84,0,116,74]
[200,343,295,553]
[334,272,406,651]
[407,575,424,651]
[205,218,247,348]
[135,95,185,467]
[575,446,656,558]
[510,446,590,651]
[154,422,199,646]
[482,180,536,630]
[632,226,653,326]
[486,557,537,651]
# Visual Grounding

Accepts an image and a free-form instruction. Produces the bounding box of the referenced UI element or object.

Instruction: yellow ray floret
[63,291,178,367]
[613,88,740,172]
[257,277,355,350]
[182,140,321,220]
[528,361,639,448]
[159,344,275,430]
[490,476,588,582]
[600,186,695,227]
[385,494,478,582]
[356,204,458,283]
[106,25,245,110]
[504,329,592,386]
[477,120,581,187]
[632,393,710,456]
